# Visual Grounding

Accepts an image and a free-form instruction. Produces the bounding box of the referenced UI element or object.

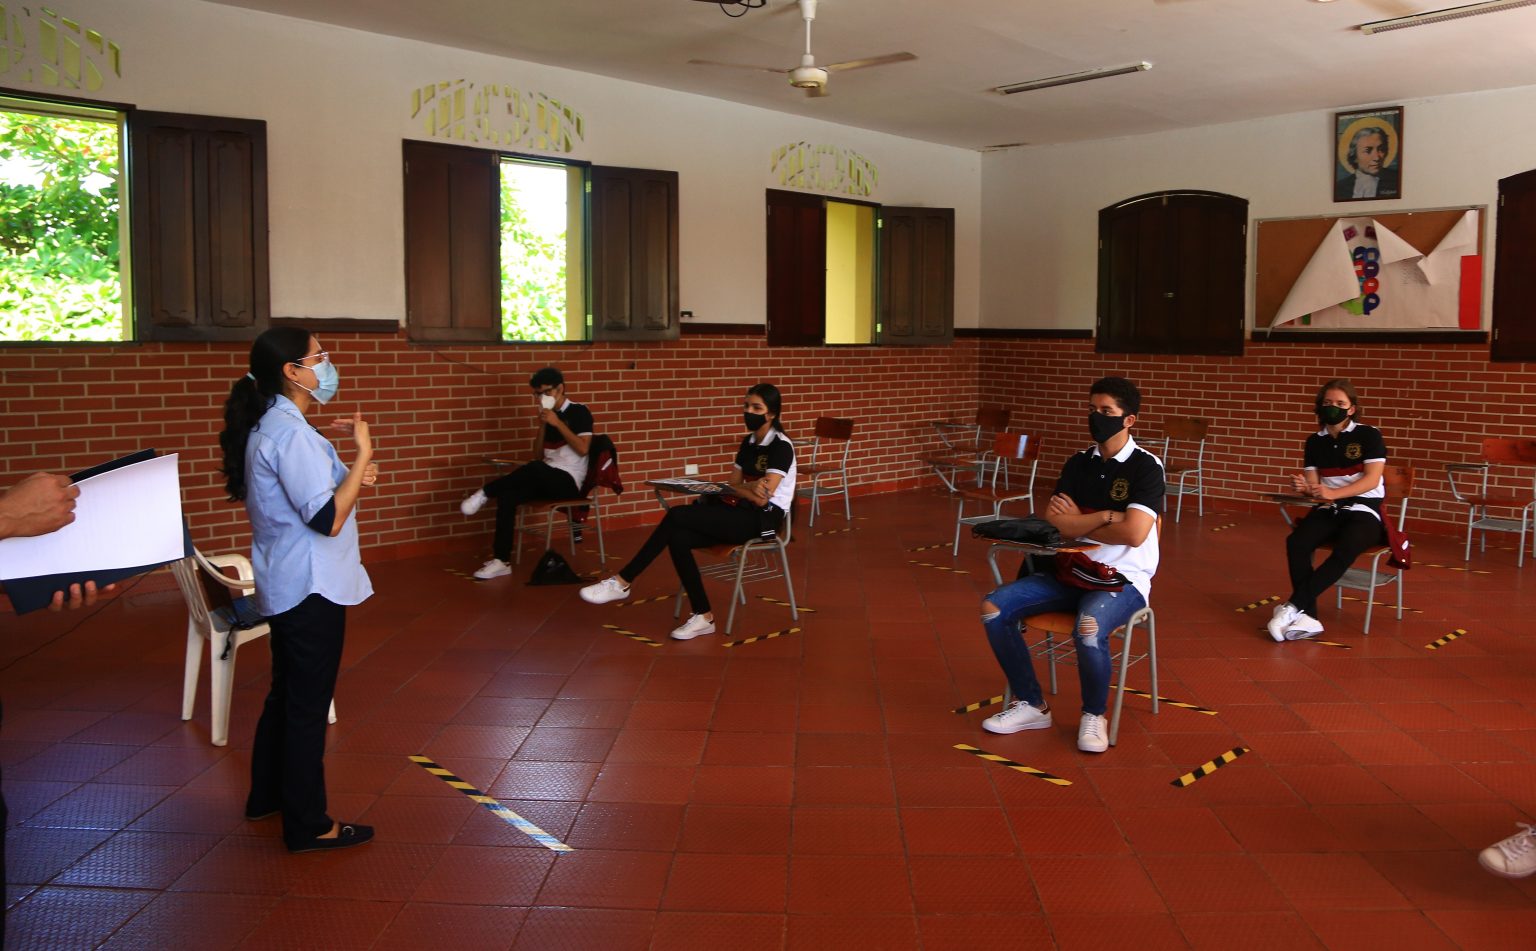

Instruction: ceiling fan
[688,0,916,98]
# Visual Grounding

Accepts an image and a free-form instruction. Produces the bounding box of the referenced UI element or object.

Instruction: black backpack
[970,515,1062,547]
[527,549,583,586]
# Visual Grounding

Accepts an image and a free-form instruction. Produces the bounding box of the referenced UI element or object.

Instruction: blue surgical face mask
[294,358,340,404]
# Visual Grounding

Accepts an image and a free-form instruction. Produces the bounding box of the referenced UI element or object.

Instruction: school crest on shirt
[755,454,769,473]
[1110,478,1130,502]
[1345,443,1362,461]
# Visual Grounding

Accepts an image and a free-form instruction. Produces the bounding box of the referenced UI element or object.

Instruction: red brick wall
[0,332,978,559]
[979,338,1536,531]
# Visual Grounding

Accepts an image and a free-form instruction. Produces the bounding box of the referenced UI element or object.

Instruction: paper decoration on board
[411,81,585,153]
[0,6,121,91]
[1271,209,1481,330]
[770,142,877,197]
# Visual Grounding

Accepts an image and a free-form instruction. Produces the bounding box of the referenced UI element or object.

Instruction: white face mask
[540,394,557,410]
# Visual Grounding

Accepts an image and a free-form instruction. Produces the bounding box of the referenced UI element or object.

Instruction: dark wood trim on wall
[271,317,400,334]
[681,322,764,336]
[1251,330,1489,345]
[957,328,1094,340]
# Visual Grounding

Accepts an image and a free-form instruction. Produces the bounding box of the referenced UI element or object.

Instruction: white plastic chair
[171,549,335,747]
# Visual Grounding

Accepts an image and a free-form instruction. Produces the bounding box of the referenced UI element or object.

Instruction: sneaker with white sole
[1077,713,1109,753]
[1480,823,1536,878]
[1267,602,1299,642]
[579,576,630,604]
[472,558,511,580]
[981,700,1052,734]
[460,489,488,516]
[670,613,716,640]
[1284,610,1325,640]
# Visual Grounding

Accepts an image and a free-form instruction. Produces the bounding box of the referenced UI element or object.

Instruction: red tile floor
[4,489,1536,949]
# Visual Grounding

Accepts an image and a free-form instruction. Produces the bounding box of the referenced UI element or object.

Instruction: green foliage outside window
[0,109,123,342]
[499,164,567,342]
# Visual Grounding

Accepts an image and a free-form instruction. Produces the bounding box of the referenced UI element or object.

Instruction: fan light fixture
[1360,0,1536,34]
[994,61,1153,95]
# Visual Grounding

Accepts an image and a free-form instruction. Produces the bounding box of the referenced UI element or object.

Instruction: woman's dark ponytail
[748,382,786,434]
[220,327,313,501]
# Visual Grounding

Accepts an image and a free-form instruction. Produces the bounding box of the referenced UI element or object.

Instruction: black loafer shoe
[287,822,374,853]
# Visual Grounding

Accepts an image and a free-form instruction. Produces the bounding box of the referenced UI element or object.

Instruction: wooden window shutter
[879,206,954,346]
[591,165,679,341]
[402,140,498,343]
[765,189,826,346]
[129,111,269,342]
[1492,168,1536,362]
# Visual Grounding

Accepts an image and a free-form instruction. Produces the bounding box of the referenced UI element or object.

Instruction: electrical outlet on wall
[684,463,699,476]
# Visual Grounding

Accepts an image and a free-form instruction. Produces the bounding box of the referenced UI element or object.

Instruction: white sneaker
[1284,610,1325,640]
[1077,713,1109,753]
[472,558,511,580]
[670,613,716,640]
[579,576,630,605]
[460,489,488,516]
[1267,602,1299,642]
[1480,823,1536,878]
[981,700,1052,734]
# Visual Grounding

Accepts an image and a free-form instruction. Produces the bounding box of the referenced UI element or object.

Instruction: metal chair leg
[1110,622,1134,747]
[779,541,799,621]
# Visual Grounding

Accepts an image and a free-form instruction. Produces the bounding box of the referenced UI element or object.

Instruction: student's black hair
[1089,376,1141,416]
[747,382,786,433]
[1315,378,1363,421]
[530,367,564,390]
[219,326,313,501]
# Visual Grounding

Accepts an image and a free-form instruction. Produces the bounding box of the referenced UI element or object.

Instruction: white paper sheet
[1270,219,1362,329]
[0,453,184,578]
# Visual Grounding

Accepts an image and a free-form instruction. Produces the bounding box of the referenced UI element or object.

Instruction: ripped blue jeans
[982,573,1146,716]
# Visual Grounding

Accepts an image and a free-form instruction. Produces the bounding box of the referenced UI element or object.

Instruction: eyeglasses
[291,351,330,367]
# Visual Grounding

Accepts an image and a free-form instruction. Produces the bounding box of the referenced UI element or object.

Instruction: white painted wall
[980,83,1536,330]
[30,0,981,326]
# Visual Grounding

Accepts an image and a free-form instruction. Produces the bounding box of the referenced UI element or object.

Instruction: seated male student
[461,367,593,579]
[978,377,1164,753]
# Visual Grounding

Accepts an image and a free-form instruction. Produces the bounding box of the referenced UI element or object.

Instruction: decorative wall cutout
[410,80,584,153]
[0,5,121,91]
[770,142,877,198]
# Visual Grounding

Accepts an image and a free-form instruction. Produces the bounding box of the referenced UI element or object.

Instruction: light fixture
[1360,0,1536,34]
[993,61,1152,96]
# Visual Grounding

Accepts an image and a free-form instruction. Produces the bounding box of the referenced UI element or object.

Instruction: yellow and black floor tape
[1171,746,1250,788]
[409,755,573,852]
[1426,628,1468,651]
[1420,563,1493,575]
[1122,688,1218,716]
[951,694,1006,715]
[723,626,802,648]
[1339,595,1421,614]
[614,594,673,609]
[1235,595,1283,614]
[906,543,948,552]
[813,527,855,537]
[601,623,663,648]
[1210,523,1238,533]
[1313,640,1353,650]
[757,596,815,612]
[442,568,478,581]
[954,743,1072,786]
[908,560,968,575]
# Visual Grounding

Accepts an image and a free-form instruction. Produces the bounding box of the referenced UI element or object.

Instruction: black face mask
[1316,405,1350,426]
[744,412,768,432]
[1088,412,1125,444]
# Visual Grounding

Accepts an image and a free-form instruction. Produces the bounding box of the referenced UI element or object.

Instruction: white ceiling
[203,0,1536,150]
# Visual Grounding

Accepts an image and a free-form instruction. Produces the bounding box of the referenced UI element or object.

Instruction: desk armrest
[1445,463,1487,473]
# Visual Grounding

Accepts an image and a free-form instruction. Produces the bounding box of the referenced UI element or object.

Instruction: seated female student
[580,383,796,641]
[1267,378,1387,642]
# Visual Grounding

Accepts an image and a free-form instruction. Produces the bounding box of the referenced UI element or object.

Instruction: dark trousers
[1285,507,1386,616]
[484,461,579,562]
[247,593,345,848]
[619,502,771,615]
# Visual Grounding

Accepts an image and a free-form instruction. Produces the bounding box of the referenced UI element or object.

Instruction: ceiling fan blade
[822,51,917,73]
[687,58,789,74]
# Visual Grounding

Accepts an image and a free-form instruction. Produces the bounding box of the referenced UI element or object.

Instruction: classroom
[2,0,1536,947]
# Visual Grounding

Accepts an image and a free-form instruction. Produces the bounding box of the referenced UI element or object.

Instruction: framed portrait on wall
[1334,106,1403,203]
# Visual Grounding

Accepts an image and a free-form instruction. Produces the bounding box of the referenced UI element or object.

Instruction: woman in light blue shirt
[219,327,376,852]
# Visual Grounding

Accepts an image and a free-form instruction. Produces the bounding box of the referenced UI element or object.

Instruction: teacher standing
[219,327,376,852]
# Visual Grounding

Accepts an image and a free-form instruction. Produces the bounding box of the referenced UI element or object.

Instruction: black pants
[1285,507,1386,616]
[247,593,345,848]
[619,501,775,615]
[484,462,579,562]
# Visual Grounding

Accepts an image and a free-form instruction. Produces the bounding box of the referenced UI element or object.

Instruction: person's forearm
[330,450,374,536]
[1048,509,1146,545]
